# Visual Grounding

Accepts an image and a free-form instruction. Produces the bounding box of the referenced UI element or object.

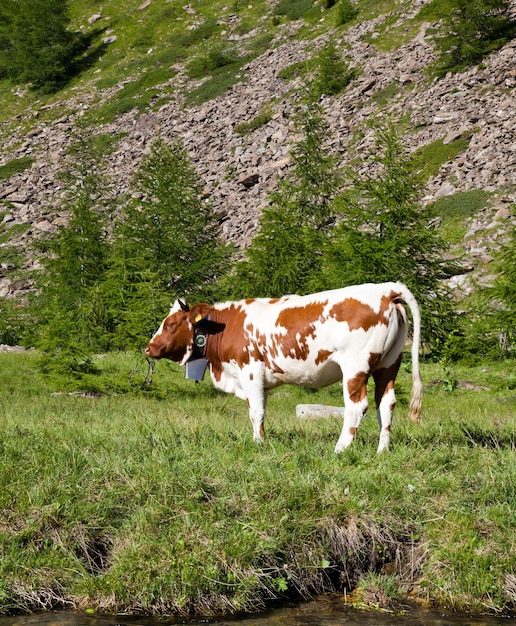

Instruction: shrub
[274,0,314,20]
[310,41,355,98]
[431,0,516,75]
[336,0,359,26]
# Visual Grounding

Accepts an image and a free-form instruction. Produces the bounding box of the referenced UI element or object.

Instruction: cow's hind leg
[372,359,402,453]
[334,371,369,453]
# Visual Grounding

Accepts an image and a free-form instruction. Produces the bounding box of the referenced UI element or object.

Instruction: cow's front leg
[241,372,269,441]
[247,388,270,441]
[334,371,369,453]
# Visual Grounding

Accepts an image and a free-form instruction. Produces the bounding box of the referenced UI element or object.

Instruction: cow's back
[208,282,407,390]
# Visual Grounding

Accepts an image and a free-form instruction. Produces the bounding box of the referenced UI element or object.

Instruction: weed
[356,572,402,610]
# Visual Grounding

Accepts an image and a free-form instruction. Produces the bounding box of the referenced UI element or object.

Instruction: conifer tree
[432,0,516,75]
[310,41,354,99]
[112,137,232,346]
[229,97,341,297]
[33,131,114,355]
[491,221,516,352]
[0,0,89,92]
[323,119,459,351]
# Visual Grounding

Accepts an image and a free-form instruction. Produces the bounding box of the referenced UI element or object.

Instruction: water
[1,596,514,626]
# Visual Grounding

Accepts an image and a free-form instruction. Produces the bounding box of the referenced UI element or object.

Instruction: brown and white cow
[145,282,423,453]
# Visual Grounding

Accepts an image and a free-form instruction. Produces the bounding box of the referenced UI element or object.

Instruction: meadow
[0,350,514,617]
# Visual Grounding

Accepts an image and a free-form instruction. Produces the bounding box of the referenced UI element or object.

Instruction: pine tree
[112,137,232,345]
[485,219,516,356]
[310,41,354,99]
[0,0,89,92]
[230,97,341,297]
[432,0,516,75]
[322,119,459,352]
[33,131,114,354]
[443,218,516,362]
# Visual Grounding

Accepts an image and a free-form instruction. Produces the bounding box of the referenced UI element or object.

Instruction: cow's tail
[395,284,423,423]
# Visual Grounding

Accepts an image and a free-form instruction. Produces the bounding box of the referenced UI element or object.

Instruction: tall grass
[0,352,514,616]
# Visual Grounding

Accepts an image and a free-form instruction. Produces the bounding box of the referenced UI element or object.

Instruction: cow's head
[145,299,210,365]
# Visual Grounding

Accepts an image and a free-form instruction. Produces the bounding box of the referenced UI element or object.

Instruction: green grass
[413,133,473,182]
[0,352,514,616]
[430,189,491,244]
[275,0,314,21]
[368,81,406,108]
[91,67,176,125]
[185,58,251,107]
[0,157,34,181]
[0,0,277,129]
[0,222,31,245]
[234,105,274,136]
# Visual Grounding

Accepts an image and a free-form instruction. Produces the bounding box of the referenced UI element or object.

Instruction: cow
[145,282,423,453]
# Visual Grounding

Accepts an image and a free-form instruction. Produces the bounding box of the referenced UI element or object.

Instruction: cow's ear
[178,299,190,312]
[191,304,211,325]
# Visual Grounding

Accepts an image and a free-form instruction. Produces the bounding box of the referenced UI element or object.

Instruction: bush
[310,41,355,98]
[431,0,516,75]
[275,0,314,20]
[336,0,359,26]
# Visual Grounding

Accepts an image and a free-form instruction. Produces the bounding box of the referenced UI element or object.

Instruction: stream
[1,596,514,626]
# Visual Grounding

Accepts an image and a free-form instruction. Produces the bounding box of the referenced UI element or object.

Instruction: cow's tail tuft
[395,284,423,423]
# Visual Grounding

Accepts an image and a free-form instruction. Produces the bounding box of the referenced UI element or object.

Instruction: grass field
[0,351,514,617]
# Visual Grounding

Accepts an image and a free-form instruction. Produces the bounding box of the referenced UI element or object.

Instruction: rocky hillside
[0,0,515,302]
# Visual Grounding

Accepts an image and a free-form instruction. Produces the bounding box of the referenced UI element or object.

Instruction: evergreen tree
[33,131,114,354]
[442,218,516,362]
[310,41,354,99]
[0,0,89,92]
[230,97,341,297]
[322,119,459,352]
[112,137,232,345]
[491,220,516,352]
[432,0,516,75]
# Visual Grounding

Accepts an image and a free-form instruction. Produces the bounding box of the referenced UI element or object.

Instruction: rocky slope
[0,1,515,301]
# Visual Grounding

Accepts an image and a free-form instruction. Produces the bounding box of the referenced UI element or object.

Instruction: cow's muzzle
[145,343,159,358]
